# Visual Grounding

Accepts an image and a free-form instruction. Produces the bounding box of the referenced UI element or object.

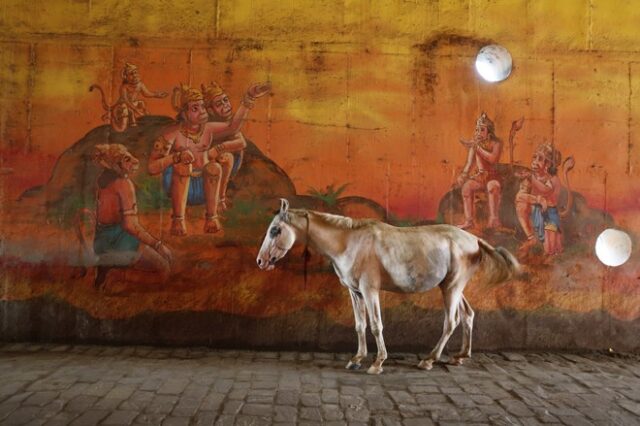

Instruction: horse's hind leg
[346,289,367,370]
[418,286,463,370]
[362,287,387,375]
[450,295,475,366]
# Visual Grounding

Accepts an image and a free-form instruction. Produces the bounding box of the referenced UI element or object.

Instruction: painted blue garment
[231,152,242,176]
[162,166,206,206]
[93,223,140,267]
[531,205,561,242]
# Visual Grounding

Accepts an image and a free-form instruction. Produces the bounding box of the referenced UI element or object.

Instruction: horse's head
[256,199,298,270]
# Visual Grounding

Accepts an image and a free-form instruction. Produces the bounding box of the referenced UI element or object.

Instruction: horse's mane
[290,209,378,230]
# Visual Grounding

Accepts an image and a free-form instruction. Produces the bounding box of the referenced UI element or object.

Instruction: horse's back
[369,223,477,293]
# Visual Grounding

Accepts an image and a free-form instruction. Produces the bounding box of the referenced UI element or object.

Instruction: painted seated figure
[455,112,503,230]
[202,81,247,181]
[92,144,172,288]
[148,82,270,236]
[117,62,168,127]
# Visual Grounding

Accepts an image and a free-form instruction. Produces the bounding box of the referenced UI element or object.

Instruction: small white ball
[475,45,512,83]
[595,228,632,267]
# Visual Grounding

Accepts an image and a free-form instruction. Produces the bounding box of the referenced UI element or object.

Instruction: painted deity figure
[455,112,503,230]
[91,144,172,289]
[516,143,564,256]
[148,82,270,236]
[202,81,246,181]
[117,62,168,127]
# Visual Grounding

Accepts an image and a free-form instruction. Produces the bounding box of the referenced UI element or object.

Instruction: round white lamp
[595,228,632,267]
[475,45,512,83]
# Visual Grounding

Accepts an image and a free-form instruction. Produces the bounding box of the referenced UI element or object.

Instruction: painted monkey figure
[85,144,172,289]
[516,143,574,257]
[455,112,503,230]
[148,81,270,236]
[90,62,168,132]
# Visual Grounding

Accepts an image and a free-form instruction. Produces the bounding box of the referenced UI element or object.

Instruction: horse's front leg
[346,289,367,370]
[362,287,387,375]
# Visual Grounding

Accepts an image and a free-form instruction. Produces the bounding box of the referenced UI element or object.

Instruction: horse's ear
[279,198,290,222]
[279,198,289,213]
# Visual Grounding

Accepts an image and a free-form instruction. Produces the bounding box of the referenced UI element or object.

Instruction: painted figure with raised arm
[148,82,270,236]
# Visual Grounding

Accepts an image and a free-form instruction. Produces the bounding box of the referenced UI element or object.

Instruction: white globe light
[475,45,512,83]
[595,229,632,267]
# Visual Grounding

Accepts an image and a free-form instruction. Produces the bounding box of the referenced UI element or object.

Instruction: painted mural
[0,36,639,351]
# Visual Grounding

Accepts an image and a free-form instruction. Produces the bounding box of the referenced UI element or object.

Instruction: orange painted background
[0,0,639,350]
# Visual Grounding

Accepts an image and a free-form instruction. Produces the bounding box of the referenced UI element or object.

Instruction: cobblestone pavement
[0,344,639,425]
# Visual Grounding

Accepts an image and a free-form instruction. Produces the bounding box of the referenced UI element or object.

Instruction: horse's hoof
[367,365,383,375]
[345,361,362,370]
[417,360,434,370]
[449,357,465,366]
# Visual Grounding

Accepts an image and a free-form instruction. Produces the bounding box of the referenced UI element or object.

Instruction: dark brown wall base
[1,297,638,353]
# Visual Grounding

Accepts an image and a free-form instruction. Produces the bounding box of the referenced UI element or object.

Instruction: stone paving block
[69,409,109,425]
[222,400,244,415]
[93,397,123,411]
[274,405,297,422]
[556,415,594,426]
[65,395,99,412]
[402,418,435,426]
[499,398,535,417]
[227,388,248,400]
[415,393,447,405]
[345,406,370,422]
[102,410,138,425]
[300,406,323,421]
[83,381,116,397]
[3,406,40,425]
[144,395,178,415]
[300,392,321,407]
[397,404,427,418]
[157,379,190,395]
[235,415,271,426]
[531,407,560,423]
[199,392,225,411]
[133,413,167,425]
[192,411,217,426]
[4,391,34,404]
[276,390,300,405]
[213,414,235,426]
[162,416,191,426]
[366,395,394,411]
[42,411,80,426]
[387,390,416,405]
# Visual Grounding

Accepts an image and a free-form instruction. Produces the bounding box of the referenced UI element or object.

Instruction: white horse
[256,199,521,374]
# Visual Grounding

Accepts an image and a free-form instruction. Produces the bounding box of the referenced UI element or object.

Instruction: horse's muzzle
[256,256,275,271]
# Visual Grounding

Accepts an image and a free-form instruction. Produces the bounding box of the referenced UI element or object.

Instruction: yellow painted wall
[1,0,639,219]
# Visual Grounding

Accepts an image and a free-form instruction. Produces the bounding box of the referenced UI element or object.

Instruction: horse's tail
[477,239,523,285]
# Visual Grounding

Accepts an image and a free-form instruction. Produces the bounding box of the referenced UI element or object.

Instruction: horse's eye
[269,227,281,238]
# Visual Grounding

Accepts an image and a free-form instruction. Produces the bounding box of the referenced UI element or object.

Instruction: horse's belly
[382,267,445,293]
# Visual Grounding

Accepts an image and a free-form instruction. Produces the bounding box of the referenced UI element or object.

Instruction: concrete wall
[0,1,639,352]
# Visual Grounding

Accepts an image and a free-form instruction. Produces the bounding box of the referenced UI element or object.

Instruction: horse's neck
[295,213,347,260]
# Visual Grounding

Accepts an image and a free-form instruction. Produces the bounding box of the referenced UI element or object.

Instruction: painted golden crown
[476,112,495,130]
[171,84,204,111]
[202,81,225,101]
